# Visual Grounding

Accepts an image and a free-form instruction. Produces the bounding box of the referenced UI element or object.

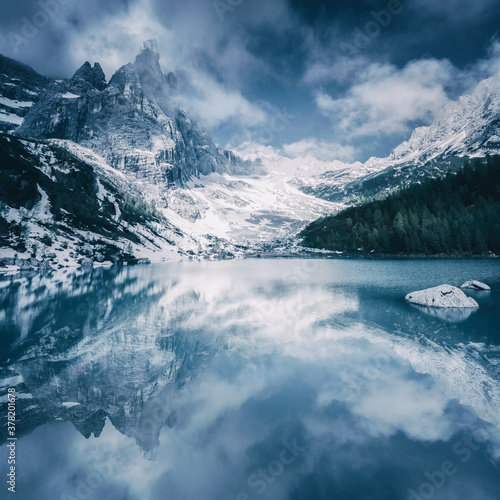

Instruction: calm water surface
[1,259,500,500]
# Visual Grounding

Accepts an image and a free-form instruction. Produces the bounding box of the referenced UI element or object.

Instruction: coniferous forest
[301,156,500,256]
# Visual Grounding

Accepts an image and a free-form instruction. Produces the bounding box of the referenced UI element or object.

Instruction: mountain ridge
[0,54,51,133]
[299,70,500,203]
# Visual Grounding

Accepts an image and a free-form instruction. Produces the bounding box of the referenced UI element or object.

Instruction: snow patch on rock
[405,285,479,308]
[461,280,491,290]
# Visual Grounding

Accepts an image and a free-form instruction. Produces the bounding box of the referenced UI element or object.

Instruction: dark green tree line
[301,156,500,255]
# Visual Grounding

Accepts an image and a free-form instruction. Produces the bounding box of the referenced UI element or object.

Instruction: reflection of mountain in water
[1,261,500,458]
[0,267,222,458]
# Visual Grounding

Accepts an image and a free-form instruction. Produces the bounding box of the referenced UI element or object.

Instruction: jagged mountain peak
[107,62,140,93]
[141,38,159,55]
[135,40,162,74]
[133,39,176,95]
[72,60,106,91]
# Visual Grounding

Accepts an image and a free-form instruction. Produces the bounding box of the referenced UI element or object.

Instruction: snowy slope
[385,71,500,163]
[60,140,342,254]
[164,171,342,251]
[0,135,200,270]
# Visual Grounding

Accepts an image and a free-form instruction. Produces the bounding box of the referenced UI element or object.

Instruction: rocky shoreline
[0,256,151,274]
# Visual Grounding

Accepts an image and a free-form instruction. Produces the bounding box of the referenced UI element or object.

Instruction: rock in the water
[405,284,479,308]
[460,280,491,290]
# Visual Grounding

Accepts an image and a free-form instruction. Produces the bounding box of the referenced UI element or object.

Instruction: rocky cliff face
[0,55,50,132]
[16,40,232,186]
[3,43,336,258]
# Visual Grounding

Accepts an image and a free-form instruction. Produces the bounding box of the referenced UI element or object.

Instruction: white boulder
[460,280,490,291]
[405,285,479,308]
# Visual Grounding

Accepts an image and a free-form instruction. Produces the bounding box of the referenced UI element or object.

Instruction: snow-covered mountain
[2,42,500,268]
[1,42,344,268]
[383,72,500,162]
[0,133,202,269]
[300,71,500,202]
[0,131,341,269]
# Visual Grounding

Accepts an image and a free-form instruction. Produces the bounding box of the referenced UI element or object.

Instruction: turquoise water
[1,259,499,500]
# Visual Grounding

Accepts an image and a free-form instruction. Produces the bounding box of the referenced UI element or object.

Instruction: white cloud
[351,377,452,441]
[63,0,270,133]
[234,138,358,173]
[282,138,357,163]
[65,1,169,78]
[235,141,281,159]
[172,73,267,129]
[315,58,454,138]
[302,55,372,86]
[463,39,500,86]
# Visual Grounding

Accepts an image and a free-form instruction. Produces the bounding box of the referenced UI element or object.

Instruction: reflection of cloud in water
[325,323,500,432]
[409,303,477,323]
[14,339,500,500]
[1,262,500,455]
[1,261,500,499]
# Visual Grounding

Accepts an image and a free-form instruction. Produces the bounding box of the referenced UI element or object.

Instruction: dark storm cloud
[0,0,134,76]
[0,0,499,160]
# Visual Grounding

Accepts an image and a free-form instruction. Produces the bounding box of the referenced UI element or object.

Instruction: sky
[0,0,499,162]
